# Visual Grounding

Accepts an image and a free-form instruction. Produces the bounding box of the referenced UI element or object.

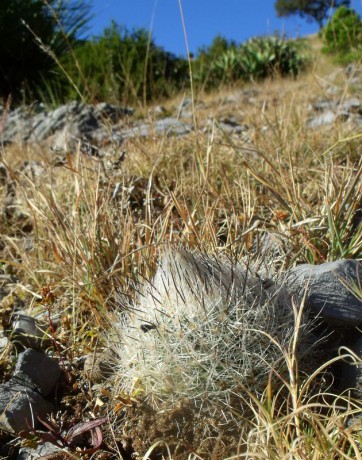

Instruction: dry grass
[0,52,361,458]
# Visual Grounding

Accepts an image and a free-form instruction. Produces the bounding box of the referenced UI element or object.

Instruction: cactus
[114,248,311,455]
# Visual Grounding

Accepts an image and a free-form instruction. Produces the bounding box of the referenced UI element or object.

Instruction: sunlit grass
[0,50,361,458]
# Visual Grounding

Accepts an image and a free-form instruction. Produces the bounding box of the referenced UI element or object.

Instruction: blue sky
[89,0,362,57]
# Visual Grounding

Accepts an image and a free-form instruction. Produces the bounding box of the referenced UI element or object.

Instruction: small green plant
[322,6,362,60]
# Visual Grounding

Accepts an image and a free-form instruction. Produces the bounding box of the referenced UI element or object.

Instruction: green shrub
[61,22,188,105]
[322,6,362,55]
[0,0,90,104]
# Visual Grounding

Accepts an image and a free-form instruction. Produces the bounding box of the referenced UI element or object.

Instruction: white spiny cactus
[115,248,302,425]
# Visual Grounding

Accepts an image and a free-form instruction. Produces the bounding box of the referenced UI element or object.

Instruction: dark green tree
[0,0,90,103]
[323,6,362,53]
[275,0,350,28]
[63,22,188,104]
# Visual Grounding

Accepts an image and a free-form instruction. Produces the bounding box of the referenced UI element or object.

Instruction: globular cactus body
[115,249,300,427]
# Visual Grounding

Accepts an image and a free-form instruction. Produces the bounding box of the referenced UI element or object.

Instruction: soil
[120,398,241,459]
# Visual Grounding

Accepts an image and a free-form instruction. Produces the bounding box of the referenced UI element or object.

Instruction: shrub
[0,0,90,104]
[61,22,189,105]
[322,6,362,55]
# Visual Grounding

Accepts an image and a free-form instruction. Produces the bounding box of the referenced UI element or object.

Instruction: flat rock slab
[307,110,336,128]
[1,102,133,145]
[284,259,362,326]
[120,117,192,139]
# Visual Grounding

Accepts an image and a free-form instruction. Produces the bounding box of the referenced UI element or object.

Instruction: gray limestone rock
[0,350,61,434]
[120,117,191,139]
[120,123,150,139]
[1,102,133,147]
[155,117,191,136]
[14,349,61,397]
[0,381,54,434]
[312,100,336,112]
[11,314,48,350]
[217,117,249,135]
[307,110,336,128]
[17,443,66,460]
[284,259,362,326]
[30,101,98,142]
[345,63,362,78]
[340,97,361,113]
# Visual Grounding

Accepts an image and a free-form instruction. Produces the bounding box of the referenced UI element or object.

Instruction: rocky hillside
[0,53,361,459]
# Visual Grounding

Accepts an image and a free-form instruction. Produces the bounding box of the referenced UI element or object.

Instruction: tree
[323,6,362,54]
[0,0,91,103]
[275,0,350,28]
[63,22,188,104]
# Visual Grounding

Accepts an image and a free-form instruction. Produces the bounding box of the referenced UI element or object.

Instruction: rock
[2,107,33,143]
[252,232,291,276]
[120,123,150,139]
[340,97,361,114]
[307,111,336,128]
[346,417,362,439]
[83,350,115,382]
[0,350,61,434]
[340,335,362,398]
[1,100,194,147]
[351,115,362,127]
[19,161,45,181]
[148,105,167,117]
[94,102,133,122]
[154,117,191,136]
[345,64,362,77]
[0,161,7,185]
[2,101,133,147]
[284,259,362,326]
[14,349,61,397]
[120,117,192,139]
[336,110,350,121]
[0,332,9,350]
[312,100,336,112]
[17,443,67,460]
[217,117,249,135]
[30,102,98,142]
[11,313,48,350]
[0,381,54,434]
[179,97,192,111]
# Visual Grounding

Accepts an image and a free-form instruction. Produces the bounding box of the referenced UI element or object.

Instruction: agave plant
[238,35,307,81]
[211,47,244,83]
[198,34,308,88]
